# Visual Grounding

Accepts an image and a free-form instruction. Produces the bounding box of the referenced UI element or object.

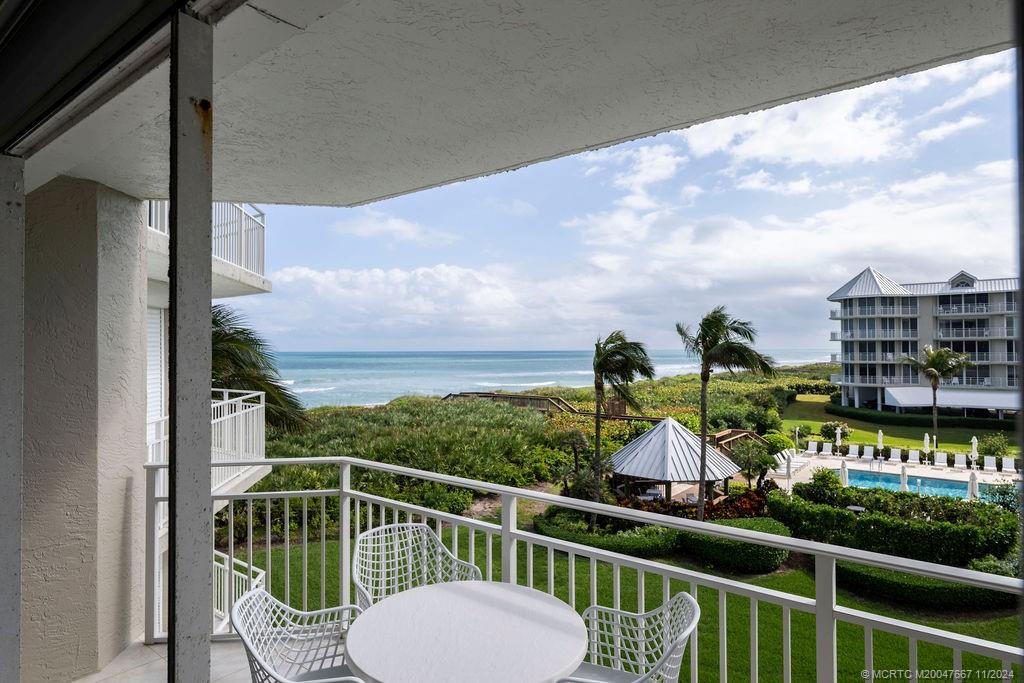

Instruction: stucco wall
[23,177,146,681]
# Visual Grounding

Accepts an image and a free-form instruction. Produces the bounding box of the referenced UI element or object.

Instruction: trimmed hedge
[534,508,680,558]
[823,403,1015,431]
[767,490,1016,567]
[679,518,791,574]
[836,562,1018,610]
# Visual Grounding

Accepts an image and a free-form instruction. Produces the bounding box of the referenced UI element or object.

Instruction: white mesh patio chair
[821,442,833,456]
[231,588,364,683]
[889,447,901,463]
[863,446,875,460]
[804,441,818,455]
[352,523,482,610]
[557,592,700,683]
[907,450,920,465]
[954,453,967,469]
[847,444,860,459]
[934,451,948,468]
[984,456,997,471]
[1002,457,1016,473]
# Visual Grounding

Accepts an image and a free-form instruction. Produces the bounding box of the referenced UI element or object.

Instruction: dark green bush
[823,403,1015,431]
[678,518,791,574]
[533,508,681,558]
[763,431,794,454]
[836,562,1018,610]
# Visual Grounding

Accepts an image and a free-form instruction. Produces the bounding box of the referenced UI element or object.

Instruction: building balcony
[936,327,1014,340]
[146,200,272,299]
[880,376,918,385]
[940,377,1012,389]
[831,306,918,319]
[832,329,917,341]
[962,352,1019,363]
[134,456,1023,679]
[935,302,1017,315]
[831,374,879,385]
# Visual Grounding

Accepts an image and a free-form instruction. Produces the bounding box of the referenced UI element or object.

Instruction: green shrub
[978,433,1012,457]
[968,553,1021,578]
[533,508,681,558]
[678,518,791,574]
[819,421,849,442]
[823,403,1015,431]
[836,562,1017,610]
[763,431,794,454]
[980,481,1020,513]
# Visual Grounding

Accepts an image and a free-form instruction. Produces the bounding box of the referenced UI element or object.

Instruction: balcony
[940,377,1011,389]
[935,303,1017,315]
[138,457,1023,679]
[936,327,1014,340]
[831,306,918,319]
[832,329,917,341]
[880,376,918,385]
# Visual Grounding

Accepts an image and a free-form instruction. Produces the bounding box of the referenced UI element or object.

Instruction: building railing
[833,330,917,340]
[935,303,1017,315]
[831,307,918,318]
[146,200,266,276]
[940,377,1010,389]
[936,328,1014,340]
[880,376,918,385]
[142,457,1023,681]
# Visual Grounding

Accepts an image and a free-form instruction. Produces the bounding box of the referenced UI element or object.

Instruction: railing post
[814,554,837,683]
[340,462,352,606]
[500,493,517,584]
[144,466,159,644]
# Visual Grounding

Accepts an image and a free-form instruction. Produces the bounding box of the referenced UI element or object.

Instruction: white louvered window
[146,308,166,424]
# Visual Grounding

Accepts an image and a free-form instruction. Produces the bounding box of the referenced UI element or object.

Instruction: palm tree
[901,345,971,449]
[592,332,655,508]
[676,306,775,521]
[212,304,308,432]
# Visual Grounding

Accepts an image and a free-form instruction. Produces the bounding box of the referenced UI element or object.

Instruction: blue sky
[229,50,1018,353]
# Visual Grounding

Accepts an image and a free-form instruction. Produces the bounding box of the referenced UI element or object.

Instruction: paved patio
[72,641,250,683]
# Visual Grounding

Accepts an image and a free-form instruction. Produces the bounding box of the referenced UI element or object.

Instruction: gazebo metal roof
[611,417,740,483]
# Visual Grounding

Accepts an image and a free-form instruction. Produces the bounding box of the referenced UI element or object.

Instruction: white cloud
[736,170,814,195]
[489,198,538,216]
[928,69,1013,116]
[679,184,704,204]
[334,209,457,245]
[916,115,986,143]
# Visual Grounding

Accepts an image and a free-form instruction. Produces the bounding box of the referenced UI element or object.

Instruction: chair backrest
[231,589,350,683]
[954,453,966,467]
[583,592,700,682]
[806,441,818,453]
[353,523,474,609]
[849,444,860,457]
[889,448,901,461]
[821,443,833,455]
[1003,457,1016,472]
[984,456,996,470]
[908,450,919,463]
[863,446,875,459]
[935,452,948,467]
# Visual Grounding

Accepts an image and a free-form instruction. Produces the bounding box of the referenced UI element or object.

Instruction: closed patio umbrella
[877,430,884,449]
[923,433,931,455]
[840,459,849,487]
[835,427,842,448]
[900,465,908,492]
[970,436,979,469]
[968,471,979,500]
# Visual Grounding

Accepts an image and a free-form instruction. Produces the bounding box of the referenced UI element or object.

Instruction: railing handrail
[144,456,1023,594]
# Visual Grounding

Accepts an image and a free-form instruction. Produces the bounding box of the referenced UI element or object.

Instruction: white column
[0,154,25,683]
[23,176,147,679]
[814,555,837,682]
[167,10,213,681]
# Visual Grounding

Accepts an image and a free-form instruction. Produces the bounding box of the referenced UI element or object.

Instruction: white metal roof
[611,418,740,483]
[884,387,1020,411]
[828,267,912,301]
[901,277,1019,296]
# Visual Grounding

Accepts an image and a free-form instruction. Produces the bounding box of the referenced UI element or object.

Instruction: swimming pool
[830,469,989,499]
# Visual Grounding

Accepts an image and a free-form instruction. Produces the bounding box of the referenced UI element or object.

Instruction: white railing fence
[210,389,266,491]
[146,200,266,276]
[144,457,1022,682]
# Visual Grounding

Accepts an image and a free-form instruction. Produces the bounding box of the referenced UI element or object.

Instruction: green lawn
[782,394,1015,453]
[242,523,1020,681]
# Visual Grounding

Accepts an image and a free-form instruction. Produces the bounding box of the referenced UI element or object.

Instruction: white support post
[0,154,24,683]
[814,555,837,683]
[144,467,159,644]
[168,10,213,682]
[500,494,518,584]
[340,463,352,606]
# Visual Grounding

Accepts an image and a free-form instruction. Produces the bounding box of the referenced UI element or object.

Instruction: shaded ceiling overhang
[884,388,1020,411]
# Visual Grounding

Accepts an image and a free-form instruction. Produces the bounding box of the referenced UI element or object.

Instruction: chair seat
[566,662,639,682]
[293,663,358,681]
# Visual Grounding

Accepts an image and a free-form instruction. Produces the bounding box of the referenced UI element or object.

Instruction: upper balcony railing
[936,327,1014,340]
[147,200,266,276]
[143,456,1023,679]
[935,302,1017,316]
[940,377,1012,389]
[832,329,917,341]
[832,306,918,319]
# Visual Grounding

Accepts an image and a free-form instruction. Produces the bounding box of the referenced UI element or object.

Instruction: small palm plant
[901,345,971,449]
[731,440,777,490]
[677,306,775,521]
[591,332,655,508]
[212,304,308,432]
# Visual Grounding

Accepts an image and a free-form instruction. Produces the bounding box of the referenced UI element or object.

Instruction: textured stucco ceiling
[25,0,1014,206]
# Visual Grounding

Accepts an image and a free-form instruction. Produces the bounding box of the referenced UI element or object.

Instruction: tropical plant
[900,346,971,448]
[731,439,776,489]
[557,428,590,486]
[211,304,308,431]
[978,432,1011,458]
[591,332,656,512]
[762,431,794,455]
[819,421,849,443]
[676,306,775,520]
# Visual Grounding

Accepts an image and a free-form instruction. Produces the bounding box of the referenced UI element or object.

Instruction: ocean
[276,349,833,407]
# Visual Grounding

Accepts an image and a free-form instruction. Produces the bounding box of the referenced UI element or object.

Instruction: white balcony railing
[940,377,1008,389]
[936,328,1014,340]
[935,303,1017,315]
[147,200,266,276]
[832,307,918,319]
[833,329,917,341]
[880,376,918,385]
[143,457,1023,679]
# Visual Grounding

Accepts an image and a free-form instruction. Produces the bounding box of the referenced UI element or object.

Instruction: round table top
[346,581,587,683]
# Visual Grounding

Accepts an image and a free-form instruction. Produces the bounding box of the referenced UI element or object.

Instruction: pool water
[830,469,989,499]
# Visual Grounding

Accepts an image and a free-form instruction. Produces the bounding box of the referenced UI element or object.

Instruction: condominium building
[828,267,1019,415]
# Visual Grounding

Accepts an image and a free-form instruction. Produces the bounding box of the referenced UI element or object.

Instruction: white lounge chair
[821,442,833,456]
[804,441,818,455]
[983,456,997,471]
[934,452,948,468]
[907,450,920,465]
[352,523,482,610]
[557,592,701,683]
[231,589,364,683]
[954,453,967,470]
[863,446,875,460]
[847,444,860,459]
[1002,457,1016,473]
[888,447,901,463]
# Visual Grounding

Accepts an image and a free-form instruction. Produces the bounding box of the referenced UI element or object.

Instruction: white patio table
[345,581,588,683]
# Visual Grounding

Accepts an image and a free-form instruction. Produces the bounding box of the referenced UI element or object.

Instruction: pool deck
[770,454,1020,492]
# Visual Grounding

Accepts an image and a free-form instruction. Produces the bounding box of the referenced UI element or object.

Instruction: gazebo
[611,417,740,501]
